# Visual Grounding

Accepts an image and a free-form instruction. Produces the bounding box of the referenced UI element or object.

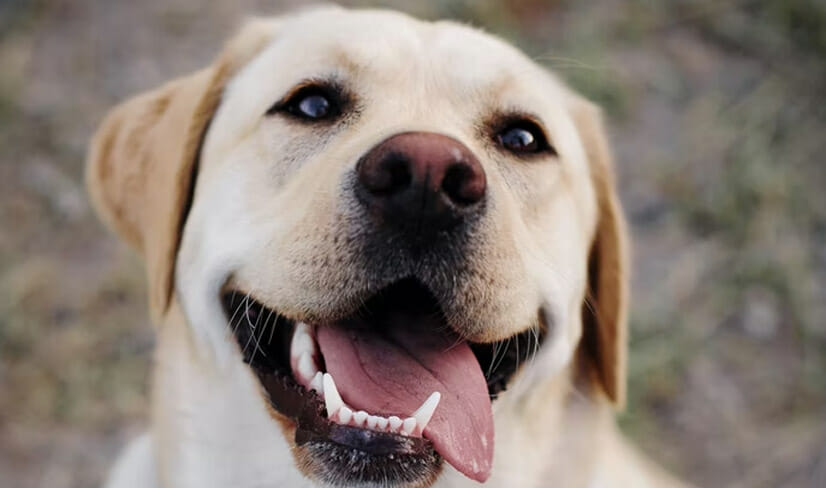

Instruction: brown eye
[266,84,343,121]
[495,119,555,156]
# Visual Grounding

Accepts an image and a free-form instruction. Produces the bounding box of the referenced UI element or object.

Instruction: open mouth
[221,278,543,485]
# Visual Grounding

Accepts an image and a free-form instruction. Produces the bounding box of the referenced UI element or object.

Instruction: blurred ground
[1,0,824,487]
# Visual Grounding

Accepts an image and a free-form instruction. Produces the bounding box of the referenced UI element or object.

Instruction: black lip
[256,368,435,456]
[259,371,444,486]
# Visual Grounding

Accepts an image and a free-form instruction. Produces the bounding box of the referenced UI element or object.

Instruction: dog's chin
[221,278,545,488]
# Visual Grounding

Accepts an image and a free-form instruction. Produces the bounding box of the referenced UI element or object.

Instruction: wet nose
[355,132,486,231]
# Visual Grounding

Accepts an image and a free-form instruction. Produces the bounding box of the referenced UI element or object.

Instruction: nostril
[442,162,486,206]
[360,153,412,196]
[382,155,413,195]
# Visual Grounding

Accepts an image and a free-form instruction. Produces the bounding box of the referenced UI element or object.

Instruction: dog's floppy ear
[571,97,630,408]
[86,18,279,323]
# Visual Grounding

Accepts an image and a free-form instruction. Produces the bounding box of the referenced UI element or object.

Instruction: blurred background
[1,0,824,486]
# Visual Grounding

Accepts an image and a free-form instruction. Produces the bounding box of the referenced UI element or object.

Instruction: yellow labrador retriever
[88,7,690,488]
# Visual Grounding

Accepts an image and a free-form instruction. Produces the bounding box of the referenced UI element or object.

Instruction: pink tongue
[316,319,494,482]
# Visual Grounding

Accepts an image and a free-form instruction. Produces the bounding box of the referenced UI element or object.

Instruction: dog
[87,6,690,488]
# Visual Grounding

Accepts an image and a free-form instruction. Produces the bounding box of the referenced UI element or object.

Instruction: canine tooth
[353,410,368,427]
[376,417,389,431]
[367,415,380,429]
[290,322,315,358]
[401,417,416,436]
[338,406,352,424]
[297,353,316,382]
[388,416,402,432]
[309,372,323,392]
[411,392,441,434]
[322,374,343,418]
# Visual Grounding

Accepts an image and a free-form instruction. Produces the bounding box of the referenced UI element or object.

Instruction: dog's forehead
[281,9,529,70]
[235,8,562,102]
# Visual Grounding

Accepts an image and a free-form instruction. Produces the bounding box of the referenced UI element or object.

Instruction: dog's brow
[327,46,363,77]
[484,74,521,105]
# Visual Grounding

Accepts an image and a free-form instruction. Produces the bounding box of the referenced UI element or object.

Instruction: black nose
[355,132,486,231]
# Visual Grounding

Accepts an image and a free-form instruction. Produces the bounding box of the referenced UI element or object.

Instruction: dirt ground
[1,1,824,487]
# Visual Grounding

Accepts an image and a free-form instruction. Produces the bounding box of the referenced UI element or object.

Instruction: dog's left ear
[570,96,630,408]
[86,19,279,324]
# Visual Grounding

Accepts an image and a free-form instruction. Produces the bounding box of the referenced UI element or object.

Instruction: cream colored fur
[88,7,690,488]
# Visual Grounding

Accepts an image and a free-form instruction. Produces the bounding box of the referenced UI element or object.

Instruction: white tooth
[297,353,316,382]
[376,417,389,431]
[353,410,368,427]
[411,392,441,434]
[388,416,402,432]
[323,374,343,418]
[309,372,323,392]
[401,417,416,436]
[290,322,315,358]
[367,415,380,429]
[338,406,352,424]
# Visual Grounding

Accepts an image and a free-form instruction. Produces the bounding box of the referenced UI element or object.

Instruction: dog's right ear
[86,18,280,324]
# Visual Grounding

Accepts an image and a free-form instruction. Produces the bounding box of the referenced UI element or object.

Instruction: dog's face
[88,7,627,488]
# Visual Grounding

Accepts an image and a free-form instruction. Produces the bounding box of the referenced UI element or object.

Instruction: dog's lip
[254,366,430,445]
[257,369,433,455]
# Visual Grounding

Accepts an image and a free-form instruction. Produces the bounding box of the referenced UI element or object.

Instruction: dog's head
[88,7,627,487]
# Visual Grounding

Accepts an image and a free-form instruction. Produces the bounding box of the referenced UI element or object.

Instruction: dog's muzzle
[220,133,544,485]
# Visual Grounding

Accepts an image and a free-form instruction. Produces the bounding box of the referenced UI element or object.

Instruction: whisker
[231,293,252,336]
[514,333,520,376]
[486,339,502,378]
[530,325,541,368]
[249,301,269,364]
[533,54,611,73]
[226,291,245,333]
[267,308,278,345]
[490,337,511,377]
[242,295,260,356]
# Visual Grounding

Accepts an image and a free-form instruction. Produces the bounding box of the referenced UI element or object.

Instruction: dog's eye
[495,120,555,156]
[267,84,342,121]
[292,92,332,119]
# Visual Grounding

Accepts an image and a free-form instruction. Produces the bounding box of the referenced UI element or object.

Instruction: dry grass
[1,1,824,487]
